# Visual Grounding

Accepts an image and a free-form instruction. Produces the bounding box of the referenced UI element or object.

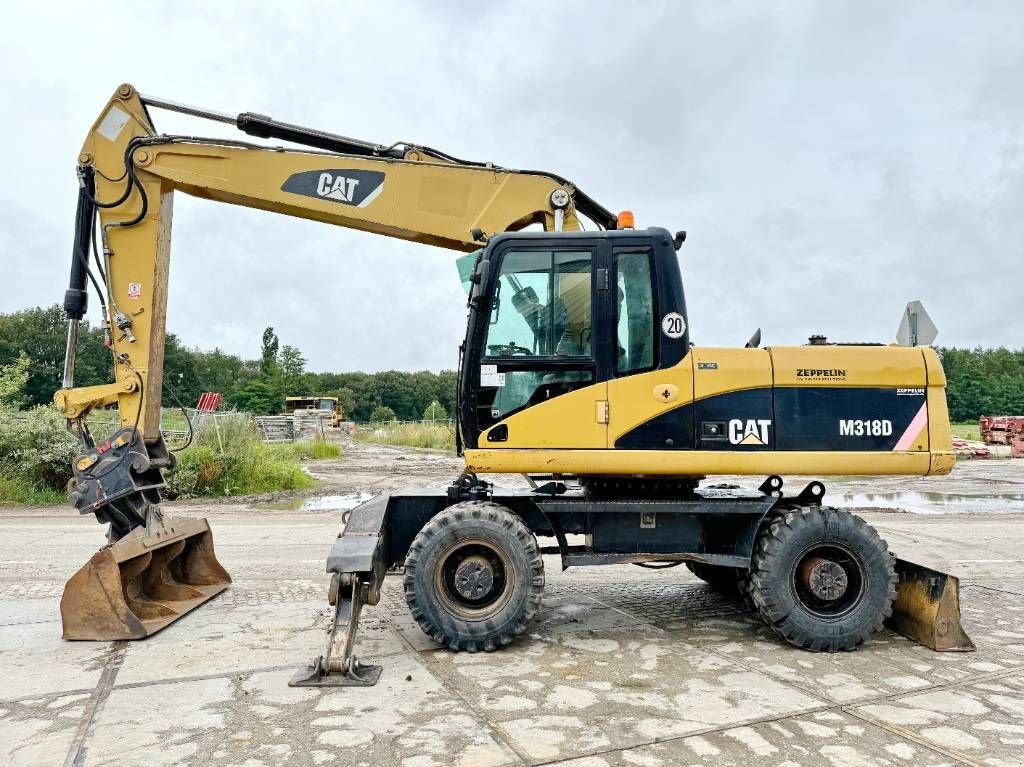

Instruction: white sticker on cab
[480,364,506,387]
[661,312,686,339]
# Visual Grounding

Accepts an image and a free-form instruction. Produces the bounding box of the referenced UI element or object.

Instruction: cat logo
[280,169,386,208]
[728,418,771,446]
[316,173,360,202]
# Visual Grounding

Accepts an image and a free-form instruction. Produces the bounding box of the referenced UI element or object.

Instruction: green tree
[196,348,255,407]
[232,378,283,415]
[435,369,458,417]
[333,387,357,420]
[423,400,447,423]
[0,353,30,410]
[939,347,1024,421]
[278,344,307,392]
[260,327,280,376]
[370,405,397,424]
[0,305,110,407]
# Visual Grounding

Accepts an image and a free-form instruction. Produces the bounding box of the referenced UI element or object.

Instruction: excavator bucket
[886,558,975,652]
[61,516,230,640]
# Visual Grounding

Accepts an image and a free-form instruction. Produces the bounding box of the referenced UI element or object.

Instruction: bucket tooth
[61,516,230,640]
[886,558,975,652]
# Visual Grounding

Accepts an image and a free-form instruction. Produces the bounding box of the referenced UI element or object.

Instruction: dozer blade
[885,558,975,652]
[61,516,230,640]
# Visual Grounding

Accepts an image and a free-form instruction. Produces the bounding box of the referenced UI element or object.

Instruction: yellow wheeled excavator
[56,85,972,685]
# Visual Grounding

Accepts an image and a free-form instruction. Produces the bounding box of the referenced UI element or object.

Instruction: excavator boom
[56,84,613,640]
[63,84,611,439]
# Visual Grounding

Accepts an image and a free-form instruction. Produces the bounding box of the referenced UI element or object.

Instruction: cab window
[477,248,595,428]
[615,249,655,374]
[485,250,593,358]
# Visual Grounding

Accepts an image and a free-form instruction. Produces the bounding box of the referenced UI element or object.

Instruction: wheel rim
[790,543,865,618]
[434,538,515,621]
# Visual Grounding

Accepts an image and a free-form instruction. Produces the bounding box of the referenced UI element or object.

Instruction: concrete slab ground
[1,446,1023,766]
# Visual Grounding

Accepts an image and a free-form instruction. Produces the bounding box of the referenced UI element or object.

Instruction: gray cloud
[1,1,1020,372]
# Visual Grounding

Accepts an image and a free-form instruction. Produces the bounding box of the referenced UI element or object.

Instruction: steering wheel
[487,342,534,356]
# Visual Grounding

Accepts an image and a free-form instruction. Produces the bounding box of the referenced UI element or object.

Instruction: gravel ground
[1,438,1022,766]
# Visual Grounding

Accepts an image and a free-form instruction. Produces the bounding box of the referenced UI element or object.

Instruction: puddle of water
[255,492,373,512]
[833,490,1024,515]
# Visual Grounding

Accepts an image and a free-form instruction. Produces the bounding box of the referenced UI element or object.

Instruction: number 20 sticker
[661,312,686,339]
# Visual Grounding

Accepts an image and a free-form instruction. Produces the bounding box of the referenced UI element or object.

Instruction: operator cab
[459,227,688,449]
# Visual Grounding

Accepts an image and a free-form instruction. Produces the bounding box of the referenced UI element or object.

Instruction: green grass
[951,422,981,441]
[355,422,455,451]
[165,415,341,498]
[271,440,342,461]
[0,473,66,506]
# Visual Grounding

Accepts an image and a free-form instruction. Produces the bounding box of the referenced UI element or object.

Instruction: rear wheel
[685,561,741,596]
[748,505,896,652]
[404,501,544,652]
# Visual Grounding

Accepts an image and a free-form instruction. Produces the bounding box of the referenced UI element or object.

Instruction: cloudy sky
[1,2,1020,372]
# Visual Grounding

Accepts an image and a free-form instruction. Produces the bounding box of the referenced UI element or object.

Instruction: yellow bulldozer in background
[285,396,344,428]
[54,85,972,686]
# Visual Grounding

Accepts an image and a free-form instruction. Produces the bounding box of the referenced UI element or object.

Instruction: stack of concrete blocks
[255,415,295,443]
[292,410,328,441]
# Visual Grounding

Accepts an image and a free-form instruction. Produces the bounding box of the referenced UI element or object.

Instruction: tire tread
[404,500,544,652]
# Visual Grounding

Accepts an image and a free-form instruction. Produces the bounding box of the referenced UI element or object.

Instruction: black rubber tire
[749,505,896,652]
[735,567,756,611]
[685,562,741,596]
[737,505,793,611]
[404,501,544,652]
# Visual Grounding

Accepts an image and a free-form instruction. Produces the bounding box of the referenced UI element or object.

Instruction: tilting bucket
[61,516,231,640]
[886,558,975,652]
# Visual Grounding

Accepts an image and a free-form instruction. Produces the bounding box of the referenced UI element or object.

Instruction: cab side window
[615,249,655,374]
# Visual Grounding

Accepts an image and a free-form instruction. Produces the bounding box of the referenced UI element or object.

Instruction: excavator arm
[59,83,615,442]
[54,84,615,641]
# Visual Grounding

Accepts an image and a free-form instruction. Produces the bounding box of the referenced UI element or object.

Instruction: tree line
[0,305,456,421]
[939,347,1024,423]
[1,304,1021,423]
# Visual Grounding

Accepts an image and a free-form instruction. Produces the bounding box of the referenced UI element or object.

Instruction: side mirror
[745,328,761,349]
[469,259,490,308]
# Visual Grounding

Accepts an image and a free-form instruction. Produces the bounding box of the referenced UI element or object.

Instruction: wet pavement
[1,442,1023,766]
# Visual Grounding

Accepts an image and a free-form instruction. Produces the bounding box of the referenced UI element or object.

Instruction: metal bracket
[53,378,137,420]
[289,574,382,687]
[758,475,784,496]
[793,481,826,506]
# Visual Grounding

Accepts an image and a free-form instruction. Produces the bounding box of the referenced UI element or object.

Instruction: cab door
[474,240,610,449]
[606,244,696,450]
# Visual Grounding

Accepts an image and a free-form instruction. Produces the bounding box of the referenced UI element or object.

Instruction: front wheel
[404,501,544,652]
[747,505,896,652]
